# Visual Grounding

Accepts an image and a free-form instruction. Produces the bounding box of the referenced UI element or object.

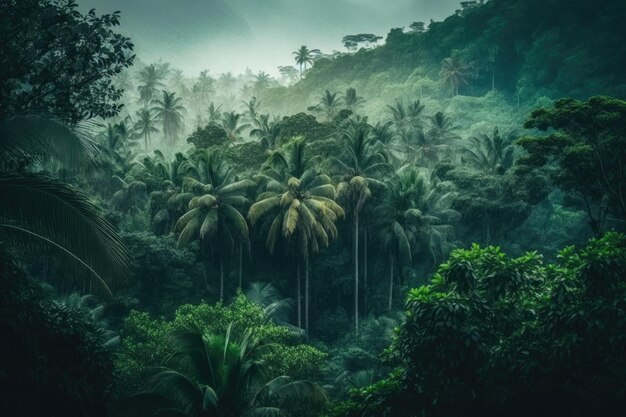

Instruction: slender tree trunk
[492,70,495,91]
[354,211,359,336]
[219,256,224,301]
[305,255,310,337]
[388,254,394,311]
[238,241,243,290]
[296,256,302,328]
[363,224,368,317]
[144,132,148,155]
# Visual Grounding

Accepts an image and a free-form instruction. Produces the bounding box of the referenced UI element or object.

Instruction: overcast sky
[80,0,460,75]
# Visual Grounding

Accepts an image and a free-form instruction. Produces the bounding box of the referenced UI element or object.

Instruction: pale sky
[80,0,460,75]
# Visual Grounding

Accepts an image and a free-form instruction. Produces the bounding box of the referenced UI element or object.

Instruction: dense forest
[1,0,626,416]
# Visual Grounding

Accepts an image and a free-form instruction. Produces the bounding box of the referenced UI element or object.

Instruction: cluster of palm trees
[97,79,517,336]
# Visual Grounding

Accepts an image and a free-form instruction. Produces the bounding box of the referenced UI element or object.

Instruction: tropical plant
[315,90,344,122]
[293,45,321,78]
[426,111,460,144]
[133,109,159,154]
[251,114,282,151]
[137,64,167,105]
[207,102,223,123]
[460,127,515,174]
[221,111,251,143]
[245,281,295,327]
[175,152,254,299]
[151,91,186,146]
[125,325,327,417]
[331,124,392,334]
[344,88,366,112]
[439,56,468,97]
[249,139,343,333]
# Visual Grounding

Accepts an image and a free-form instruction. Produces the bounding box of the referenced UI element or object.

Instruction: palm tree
[386,99,425,131]
[393,127,451,168]
[151,91,186,146]
[249,140,343,334]
[111,175,147,213]
[133,109,159,154]
[0,116,131,295]
[220,111,251,143]
[174,152,254,300]
[242,97,261,125]
[426,111,460,144]
[460,127,515,174]
[126,325,327,417]
[315,90,343,122]
[253,72,273,94]
[371,121,395,145]
[440,56,468,97]
[250,114,282,151]
[137,64,167,105]
[344,88,365,113]
[218,72,236,92]
[293,45,320,78]
[207,102,223,123]
[331,125,392,334]
[245,282,295,327]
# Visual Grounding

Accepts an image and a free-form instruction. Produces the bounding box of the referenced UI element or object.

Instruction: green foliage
[0,253,115,417]
[517,96,626,235]
[335,233,626,417]
[117,293,326,390]
[0,0,134,121]
[186,123,228,149]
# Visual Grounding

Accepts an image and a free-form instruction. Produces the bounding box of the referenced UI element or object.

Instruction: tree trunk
[238,242,243,290]
[296,257,302,328]
[144,132,148,155]
[354,211,359,336]
[388,254,394,311]
[219,256,224,301]
[305,256,310,337]
[363,224,368,317]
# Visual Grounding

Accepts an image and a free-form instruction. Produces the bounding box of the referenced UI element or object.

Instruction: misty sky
[80,0,460,76]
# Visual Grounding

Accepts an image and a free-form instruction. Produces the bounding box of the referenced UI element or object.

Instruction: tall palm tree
[125,325,327,417]
[315,90,343,122]
[344,87,365,113]
[0,116,131,295]
[249,140,343,334]
[460,127,515,174]
[137,64,167,105]
[440,56,468,97]
[293,45,320,78]
[133,109,159,154]
[174,153,254,300]
[220,111,251,143]
[331,125,392,334]
[151,91,186,146]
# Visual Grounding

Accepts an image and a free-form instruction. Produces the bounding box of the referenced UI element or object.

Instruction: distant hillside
[265,0,626,114]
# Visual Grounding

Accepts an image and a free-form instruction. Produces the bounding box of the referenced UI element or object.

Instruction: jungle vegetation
[1,0,626,416]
